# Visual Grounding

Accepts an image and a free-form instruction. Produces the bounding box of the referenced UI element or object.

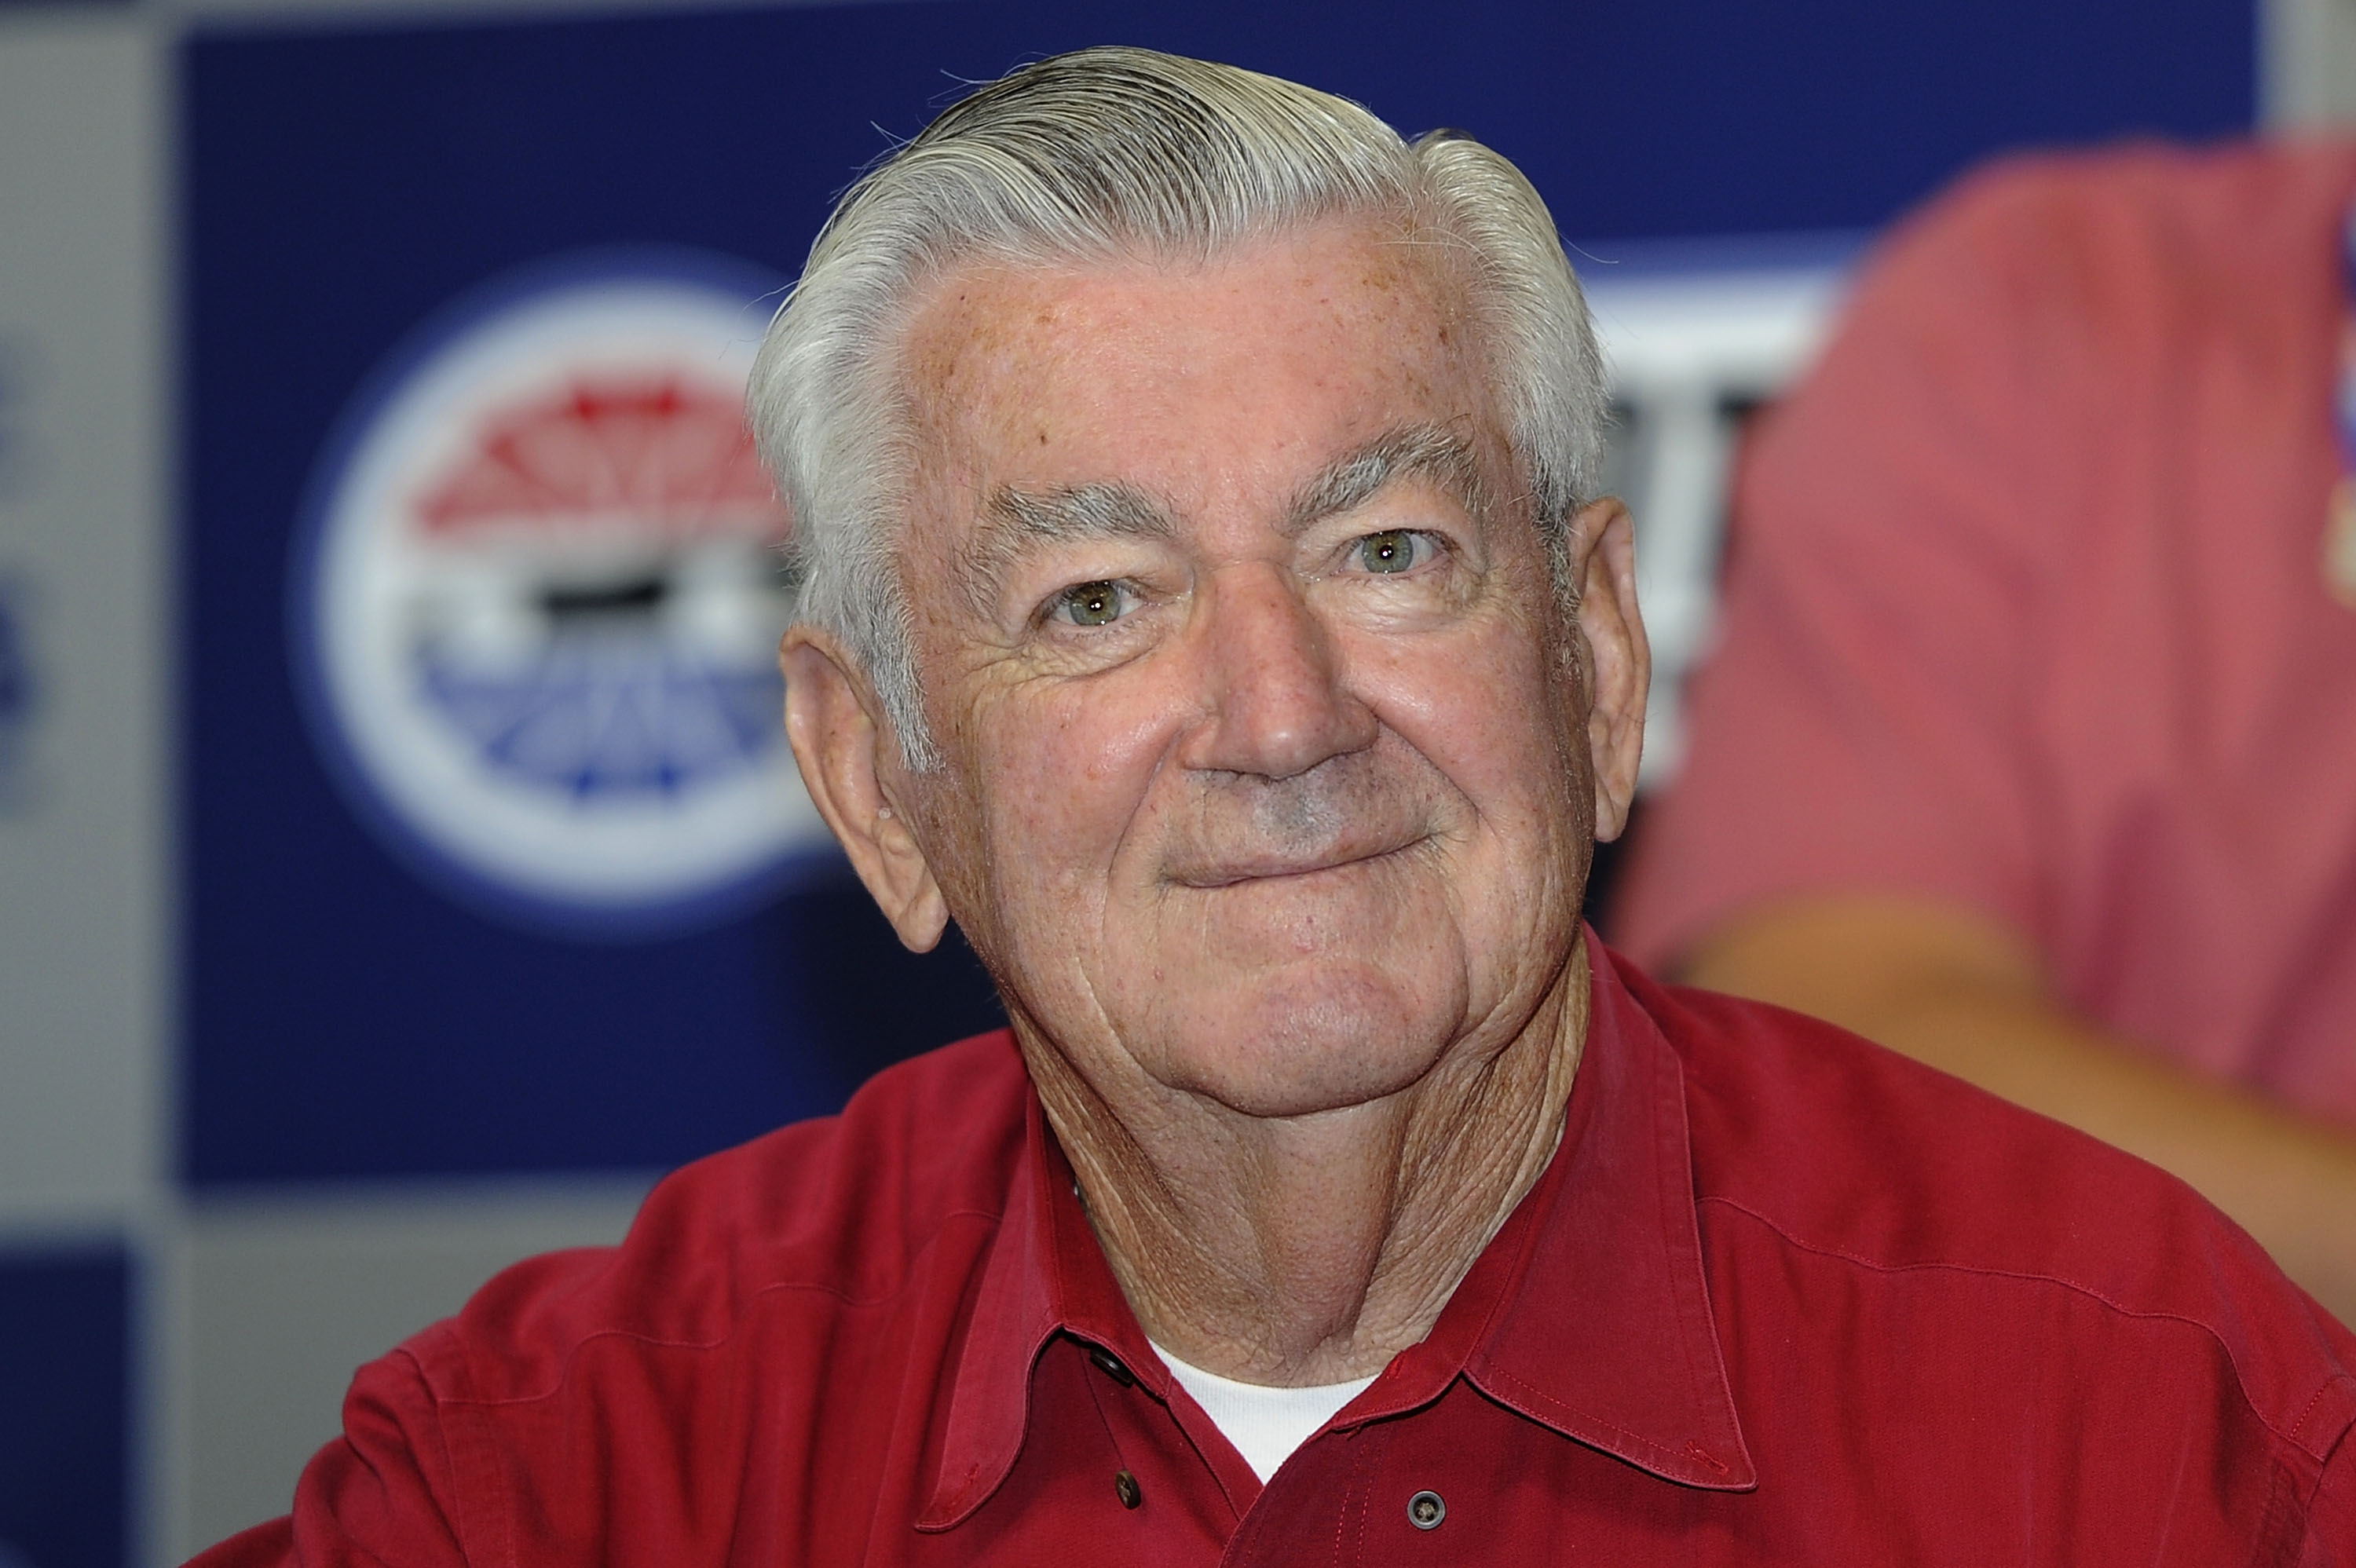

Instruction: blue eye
[1357,530,1424,574]
[1055,580,1130,626]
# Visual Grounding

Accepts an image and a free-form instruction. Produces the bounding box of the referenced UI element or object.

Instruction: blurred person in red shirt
[1618,141,2356,1326]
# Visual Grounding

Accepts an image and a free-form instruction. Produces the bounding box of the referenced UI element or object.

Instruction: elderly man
[196,49,2354,1565]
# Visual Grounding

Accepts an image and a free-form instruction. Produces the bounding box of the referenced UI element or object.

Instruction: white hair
[748,46,1605,769]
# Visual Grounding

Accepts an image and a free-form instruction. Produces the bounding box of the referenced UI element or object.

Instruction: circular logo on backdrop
[293,250,834,938]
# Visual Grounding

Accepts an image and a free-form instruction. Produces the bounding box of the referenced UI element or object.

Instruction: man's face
[883,221,1608,1120]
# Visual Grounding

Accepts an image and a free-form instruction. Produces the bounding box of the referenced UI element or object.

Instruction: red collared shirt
[195,938,2356,1565]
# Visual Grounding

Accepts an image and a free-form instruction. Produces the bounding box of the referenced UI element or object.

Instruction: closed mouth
[1165,832,1426,890]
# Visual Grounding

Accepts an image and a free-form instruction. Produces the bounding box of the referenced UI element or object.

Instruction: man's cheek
[1374,645,1539,763]
[976,720,1126,873]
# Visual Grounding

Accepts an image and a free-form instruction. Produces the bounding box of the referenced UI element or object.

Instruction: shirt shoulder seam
[415,1202,1011,1412]
[1699,1193,2356,1463]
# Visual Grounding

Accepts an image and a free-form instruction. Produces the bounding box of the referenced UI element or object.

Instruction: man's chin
[1138,982,1462,1121]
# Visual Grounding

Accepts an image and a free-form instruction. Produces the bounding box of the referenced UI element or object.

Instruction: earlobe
[1568,499,1650,843]
[780,630,952,952]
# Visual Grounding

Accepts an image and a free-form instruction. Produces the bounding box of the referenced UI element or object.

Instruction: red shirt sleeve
[183,1344,472,1568]
[2305,1420,2356,1566]
[1615,157,2119,970]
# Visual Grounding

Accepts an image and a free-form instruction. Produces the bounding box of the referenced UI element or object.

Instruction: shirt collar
[916,929,1754,1528]
[916,1084,1165,1530]
[1404,931,1757,1489]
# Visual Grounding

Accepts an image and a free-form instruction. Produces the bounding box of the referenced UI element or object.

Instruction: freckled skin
[785,217,1648,1381]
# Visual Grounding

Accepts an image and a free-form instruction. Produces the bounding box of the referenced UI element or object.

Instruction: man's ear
[780,627,952,953]
[1567,498,1649,843]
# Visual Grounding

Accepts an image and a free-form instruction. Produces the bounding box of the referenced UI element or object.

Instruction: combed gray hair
[749,46,1605,769]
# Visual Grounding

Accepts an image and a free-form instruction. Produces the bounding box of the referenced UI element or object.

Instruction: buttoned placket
[918,937,1755,1563]
[1065,1329,1516,1566]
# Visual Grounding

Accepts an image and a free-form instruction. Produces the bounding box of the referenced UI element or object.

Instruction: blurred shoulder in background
[1613,137,2356,1325]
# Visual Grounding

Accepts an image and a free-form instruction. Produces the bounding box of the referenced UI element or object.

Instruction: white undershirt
[1149,1340,1380,1482]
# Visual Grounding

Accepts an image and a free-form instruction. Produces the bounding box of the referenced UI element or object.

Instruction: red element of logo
[414,375,787,541]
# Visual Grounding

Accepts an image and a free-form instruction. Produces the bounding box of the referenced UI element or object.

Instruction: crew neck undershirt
[1147,1341,1380,1482]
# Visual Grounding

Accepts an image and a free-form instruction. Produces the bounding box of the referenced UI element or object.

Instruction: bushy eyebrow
[960,422,1485,616]
[1284,423,1488,535]
[964,481,1177,615]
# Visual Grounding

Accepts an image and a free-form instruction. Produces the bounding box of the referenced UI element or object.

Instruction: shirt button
[1114,1469,1143,1509]
[1087,1346,1136,1387]
[1407,1489,1446,1530]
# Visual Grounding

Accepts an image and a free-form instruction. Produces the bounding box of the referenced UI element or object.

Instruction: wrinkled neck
[1023,953,1588,1387]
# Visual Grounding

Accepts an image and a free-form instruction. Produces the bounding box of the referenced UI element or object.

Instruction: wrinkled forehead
[891,220,1505,519]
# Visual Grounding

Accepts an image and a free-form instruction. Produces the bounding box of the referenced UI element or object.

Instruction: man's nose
[1183,564,1377,780]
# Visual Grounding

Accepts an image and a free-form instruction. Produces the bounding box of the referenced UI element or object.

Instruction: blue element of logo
[0,572,35,803]
[416,630,783,802]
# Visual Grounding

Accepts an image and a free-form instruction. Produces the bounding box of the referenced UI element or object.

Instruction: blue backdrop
[0,1248,129,1568]
[180,0,2255,1186]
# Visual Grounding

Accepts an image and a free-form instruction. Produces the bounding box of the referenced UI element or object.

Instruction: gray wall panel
[0,15,168,1226]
